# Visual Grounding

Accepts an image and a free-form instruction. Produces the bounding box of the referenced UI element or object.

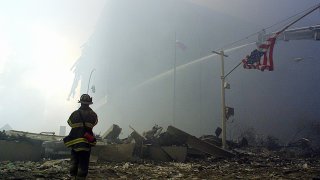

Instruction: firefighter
[63,94,98,179]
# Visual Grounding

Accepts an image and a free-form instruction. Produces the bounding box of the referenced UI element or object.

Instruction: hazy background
[0,0,106,133]
[0,0,319,144]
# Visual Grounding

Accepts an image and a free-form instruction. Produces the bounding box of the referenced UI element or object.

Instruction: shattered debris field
[1,125,320,179]
[1,151,320,180]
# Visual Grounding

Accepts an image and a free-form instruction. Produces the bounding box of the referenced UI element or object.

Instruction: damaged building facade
[67,0,320,146]
[67,0,250,138]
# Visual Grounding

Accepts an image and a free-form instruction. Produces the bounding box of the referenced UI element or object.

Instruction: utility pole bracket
[212,50,228,57]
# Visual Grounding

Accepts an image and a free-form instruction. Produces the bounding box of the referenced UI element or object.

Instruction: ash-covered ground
[1,148,320,180]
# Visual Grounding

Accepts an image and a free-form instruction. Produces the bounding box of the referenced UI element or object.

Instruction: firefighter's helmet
[78,94,93,105]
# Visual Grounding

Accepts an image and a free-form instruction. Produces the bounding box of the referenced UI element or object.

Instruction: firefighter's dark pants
[70,149,91,178]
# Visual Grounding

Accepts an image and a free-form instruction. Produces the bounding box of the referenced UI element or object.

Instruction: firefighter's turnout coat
[63,106,98,151]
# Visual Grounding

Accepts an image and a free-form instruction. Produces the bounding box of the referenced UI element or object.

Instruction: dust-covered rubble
[1,149,320,180]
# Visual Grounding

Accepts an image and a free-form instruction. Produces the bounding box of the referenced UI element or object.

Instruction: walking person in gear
[63,94,98,179]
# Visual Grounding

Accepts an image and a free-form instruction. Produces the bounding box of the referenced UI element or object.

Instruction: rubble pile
[0,150,320,179]
[1,125,320,179]
[39,125,236,162]
[0,160,69,179]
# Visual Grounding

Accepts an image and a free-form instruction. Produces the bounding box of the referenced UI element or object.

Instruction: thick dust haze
[0,0,319,144]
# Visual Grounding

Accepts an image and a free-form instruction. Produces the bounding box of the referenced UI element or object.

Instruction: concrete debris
[166,126,235,158]
[42,141,70,159]
[1,124,320,179]
[143,124,163,140]
[101,124,122,143]
[288,138,311,149]
[146,146,187,162]
[0,152,320,179]
[199,135,222,146]
[128,125,145,144]
[91,143,135,162]
[161,146,187,162]
[127,125,145,157]
[0,131,44,161]
[1,125,319,165]
[147,146,172,162]
[265,135,281,150]
[126,125,235,161]
[239,137,249,147]
[199,134,243,149]
[0,160,69,179]
[0,130,7,139]
[0,140,43,161]
[5,130,63,141]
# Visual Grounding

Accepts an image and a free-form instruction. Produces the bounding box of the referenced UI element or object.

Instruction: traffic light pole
[212,50,228,149]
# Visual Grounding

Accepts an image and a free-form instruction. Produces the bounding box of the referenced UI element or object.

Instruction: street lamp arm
[212,50,229,57]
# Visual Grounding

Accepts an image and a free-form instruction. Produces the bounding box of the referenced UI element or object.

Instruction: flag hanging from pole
[242,32,279,71]
[241,2,320,71]
[175,40,187,50]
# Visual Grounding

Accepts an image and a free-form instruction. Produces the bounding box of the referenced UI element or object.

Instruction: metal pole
[220,50,227,149]
[212,50,228,149]
[173,32,177,126]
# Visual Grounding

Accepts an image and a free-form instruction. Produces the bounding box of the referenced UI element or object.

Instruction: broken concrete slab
[166,126,235,158]
[199,135,241,149]
[143,125,163,140]
[199,135,222,146]
[186,136,235,157]
[42,141,70,159]
[162,146,187,162]
[187,148,206,158]
[288,138,311,149]
[129,131,145,145]
[129,125,146,144]
[148,146,171,161]
[42,141,136,162]
[147,146,187,162]
[91,143,135,162]
[128,126,146,156]
[101,124,122,141]
[5,130,63,141]
[0,140,43,161]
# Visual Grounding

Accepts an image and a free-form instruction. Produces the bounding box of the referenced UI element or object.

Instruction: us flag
[175,40,187,50]
[241,3,320,71]
[242,32,280,71]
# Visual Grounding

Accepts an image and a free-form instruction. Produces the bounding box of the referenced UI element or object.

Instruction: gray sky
[0,0,106,133]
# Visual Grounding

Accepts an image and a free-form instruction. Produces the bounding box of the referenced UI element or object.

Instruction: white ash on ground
[1,149,320,180]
